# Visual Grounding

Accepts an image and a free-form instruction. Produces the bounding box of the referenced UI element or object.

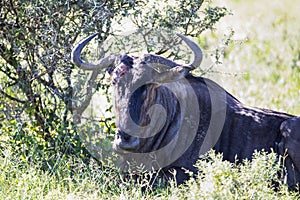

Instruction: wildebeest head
[71,33,203,162]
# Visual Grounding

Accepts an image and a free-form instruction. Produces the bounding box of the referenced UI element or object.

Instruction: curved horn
[71,33,117,70]
[149,34,203,83]
[144,34,203,71]
[176,33,203,69]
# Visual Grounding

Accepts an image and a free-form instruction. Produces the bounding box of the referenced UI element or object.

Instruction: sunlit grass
[205,0,300,115]
[1,150,298,199]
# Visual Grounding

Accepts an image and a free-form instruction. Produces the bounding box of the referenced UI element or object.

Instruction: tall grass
[1,150,299,199]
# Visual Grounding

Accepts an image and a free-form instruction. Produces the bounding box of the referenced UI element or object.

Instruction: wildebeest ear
[152,65,191,83]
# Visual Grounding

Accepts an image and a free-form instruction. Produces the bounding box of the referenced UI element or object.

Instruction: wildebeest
[72,33,299,188]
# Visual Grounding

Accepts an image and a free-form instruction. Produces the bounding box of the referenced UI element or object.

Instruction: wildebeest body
[158,75,294,184]
[71,33,299,188]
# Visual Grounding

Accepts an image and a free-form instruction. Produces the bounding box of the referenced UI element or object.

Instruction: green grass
[0,150,299,199]
[205,0,300,115]
[0,151,122,199]
[1,0,300,199]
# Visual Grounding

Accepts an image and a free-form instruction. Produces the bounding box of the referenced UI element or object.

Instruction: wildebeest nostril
[114,128,140,152]
[117,129,131,141]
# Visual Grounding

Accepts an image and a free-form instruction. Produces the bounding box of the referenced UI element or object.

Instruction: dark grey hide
[71,33,299,188]
[111,55,299,187]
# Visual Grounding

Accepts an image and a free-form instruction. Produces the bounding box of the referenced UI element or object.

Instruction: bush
[168,150,298,200]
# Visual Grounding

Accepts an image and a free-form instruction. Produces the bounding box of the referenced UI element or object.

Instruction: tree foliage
[0,0,228,162]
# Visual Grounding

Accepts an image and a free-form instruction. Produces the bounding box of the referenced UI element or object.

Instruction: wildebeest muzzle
[113,128,140,153]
